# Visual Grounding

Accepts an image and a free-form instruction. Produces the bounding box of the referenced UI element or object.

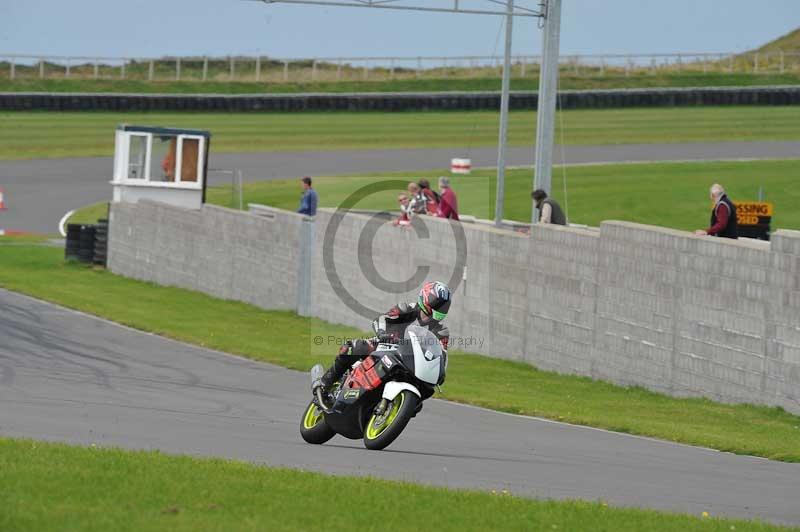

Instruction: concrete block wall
[109,201,303,312]
[108,200,799,413]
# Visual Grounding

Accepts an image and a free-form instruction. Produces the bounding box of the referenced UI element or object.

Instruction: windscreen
[398,325,442,361]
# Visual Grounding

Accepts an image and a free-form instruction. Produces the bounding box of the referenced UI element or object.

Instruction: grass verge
[2,106,800,160]
[1,438,791,532]
[1,237,799,462]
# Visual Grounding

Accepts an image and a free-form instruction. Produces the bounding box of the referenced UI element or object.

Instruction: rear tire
[363,390,418,451]
[300,401,335,444]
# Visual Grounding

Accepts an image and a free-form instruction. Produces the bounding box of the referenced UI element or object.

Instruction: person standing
[695,183,738,239]
[437,176,459,220]
[418,178,440,214]
[407,182,428,215]
[297,176,318,216]
[531,189,566,225]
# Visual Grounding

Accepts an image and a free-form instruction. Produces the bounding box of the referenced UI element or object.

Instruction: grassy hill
[750,27,800,53]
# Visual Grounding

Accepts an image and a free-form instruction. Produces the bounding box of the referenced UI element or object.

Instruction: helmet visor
[432,309,447,321]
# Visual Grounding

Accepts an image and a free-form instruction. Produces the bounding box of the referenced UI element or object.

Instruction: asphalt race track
[1,141,799,233]
[1,288,798,525]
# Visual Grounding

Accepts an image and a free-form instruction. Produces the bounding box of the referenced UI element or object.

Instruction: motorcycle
[300,324,447,450]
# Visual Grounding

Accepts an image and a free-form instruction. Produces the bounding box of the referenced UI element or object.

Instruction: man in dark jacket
[532,189,566,225]
[695,183,738,239]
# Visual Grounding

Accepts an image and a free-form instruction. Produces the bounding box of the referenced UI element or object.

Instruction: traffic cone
[0,187,6,210]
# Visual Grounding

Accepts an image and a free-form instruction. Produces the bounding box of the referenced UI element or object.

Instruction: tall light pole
[532,0,562,226]
[494,0,514,227]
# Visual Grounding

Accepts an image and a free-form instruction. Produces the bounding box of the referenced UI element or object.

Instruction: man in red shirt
[436,176,459,220]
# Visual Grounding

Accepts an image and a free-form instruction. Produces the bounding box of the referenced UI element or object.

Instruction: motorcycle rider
[314,281,452,400]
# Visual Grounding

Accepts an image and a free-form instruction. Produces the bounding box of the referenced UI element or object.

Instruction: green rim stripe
[365,393,404,440]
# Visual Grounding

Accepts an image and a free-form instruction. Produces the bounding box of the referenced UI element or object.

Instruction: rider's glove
[338,340,354,356]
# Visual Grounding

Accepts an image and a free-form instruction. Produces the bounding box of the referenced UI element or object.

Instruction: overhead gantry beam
[258,0,543,18]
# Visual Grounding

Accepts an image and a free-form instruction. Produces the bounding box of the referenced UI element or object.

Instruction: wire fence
[2,51,799,83]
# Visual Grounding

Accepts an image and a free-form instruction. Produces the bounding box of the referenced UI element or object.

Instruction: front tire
[363,390,419,450]
[300,401,335,444]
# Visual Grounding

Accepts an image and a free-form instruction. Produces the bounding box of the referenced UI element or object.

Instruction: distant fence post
[65,61,70,78]
[520,57,526,77]
[600,56,605,75]
[256,56,261,82]
[362,62,368,80]
[202,57,208,81]
[754,52,759,73]
[229,57,235,80]
[336,59,342,80]
[702,53,708,73]
[311,60,317,81]
[148,60,154,81]
[121,61,126,79]
[416,56,421,79]
[176,57,181,81]
[389,58,395,79]
[779,50,784,74]
[283,60,289,82]
[9,59,14,80]
[94,60,99,79]
[649,56,656,75]
[39,58,44,79]
[573,55,579,75]
[728,54,734,73]
[676,53,682,72]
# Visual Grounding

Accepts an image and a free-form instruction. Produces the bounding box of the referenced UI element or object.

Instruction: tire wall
[2,86,799,112]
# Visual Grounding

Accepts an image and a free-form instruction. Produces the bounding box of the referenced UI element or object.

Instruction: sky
[0,0,798,60]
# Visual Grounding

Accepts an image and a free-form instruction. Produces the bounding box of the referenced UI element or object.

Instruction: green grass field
[206,160,800,231]
[2,237,798,462]
[2,438,791,532]
[4,71,800,95]
[2,106,800,160]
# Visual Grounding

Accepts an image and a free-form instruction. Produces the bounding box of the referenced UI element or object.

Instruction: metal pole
[121,61,126,79]
[238,169,244,210]
[176,57,181,81]
[9,59,14,80]
[390,58,395,79]
[336,59,342,80]
[311,60,317,81]
[148,60,154,81]
[283,61,289,81]
[494,0,514,227]
[256,56,262,81]
[754,52,759,73]
[532,0,562,226]
[65,61,71,78]
[94,60,99,79]
[230,57,235,80]
[202,57,208,81]
[39,59,45,79]
[780,50,784,74]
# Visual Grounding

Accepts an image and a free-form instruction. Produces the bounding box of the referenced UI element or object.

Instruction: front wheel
[363,390,419,450]
[300,401,335,444]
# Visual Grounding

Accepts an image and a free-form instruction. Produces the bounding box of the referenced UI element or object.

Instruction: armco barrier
[108,200,800,414]
[2,86,800,112]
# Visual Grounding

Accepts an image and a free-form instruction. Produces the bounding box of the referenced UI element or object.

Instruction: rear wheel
[363,390,418,450]
[300,401,335,444]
